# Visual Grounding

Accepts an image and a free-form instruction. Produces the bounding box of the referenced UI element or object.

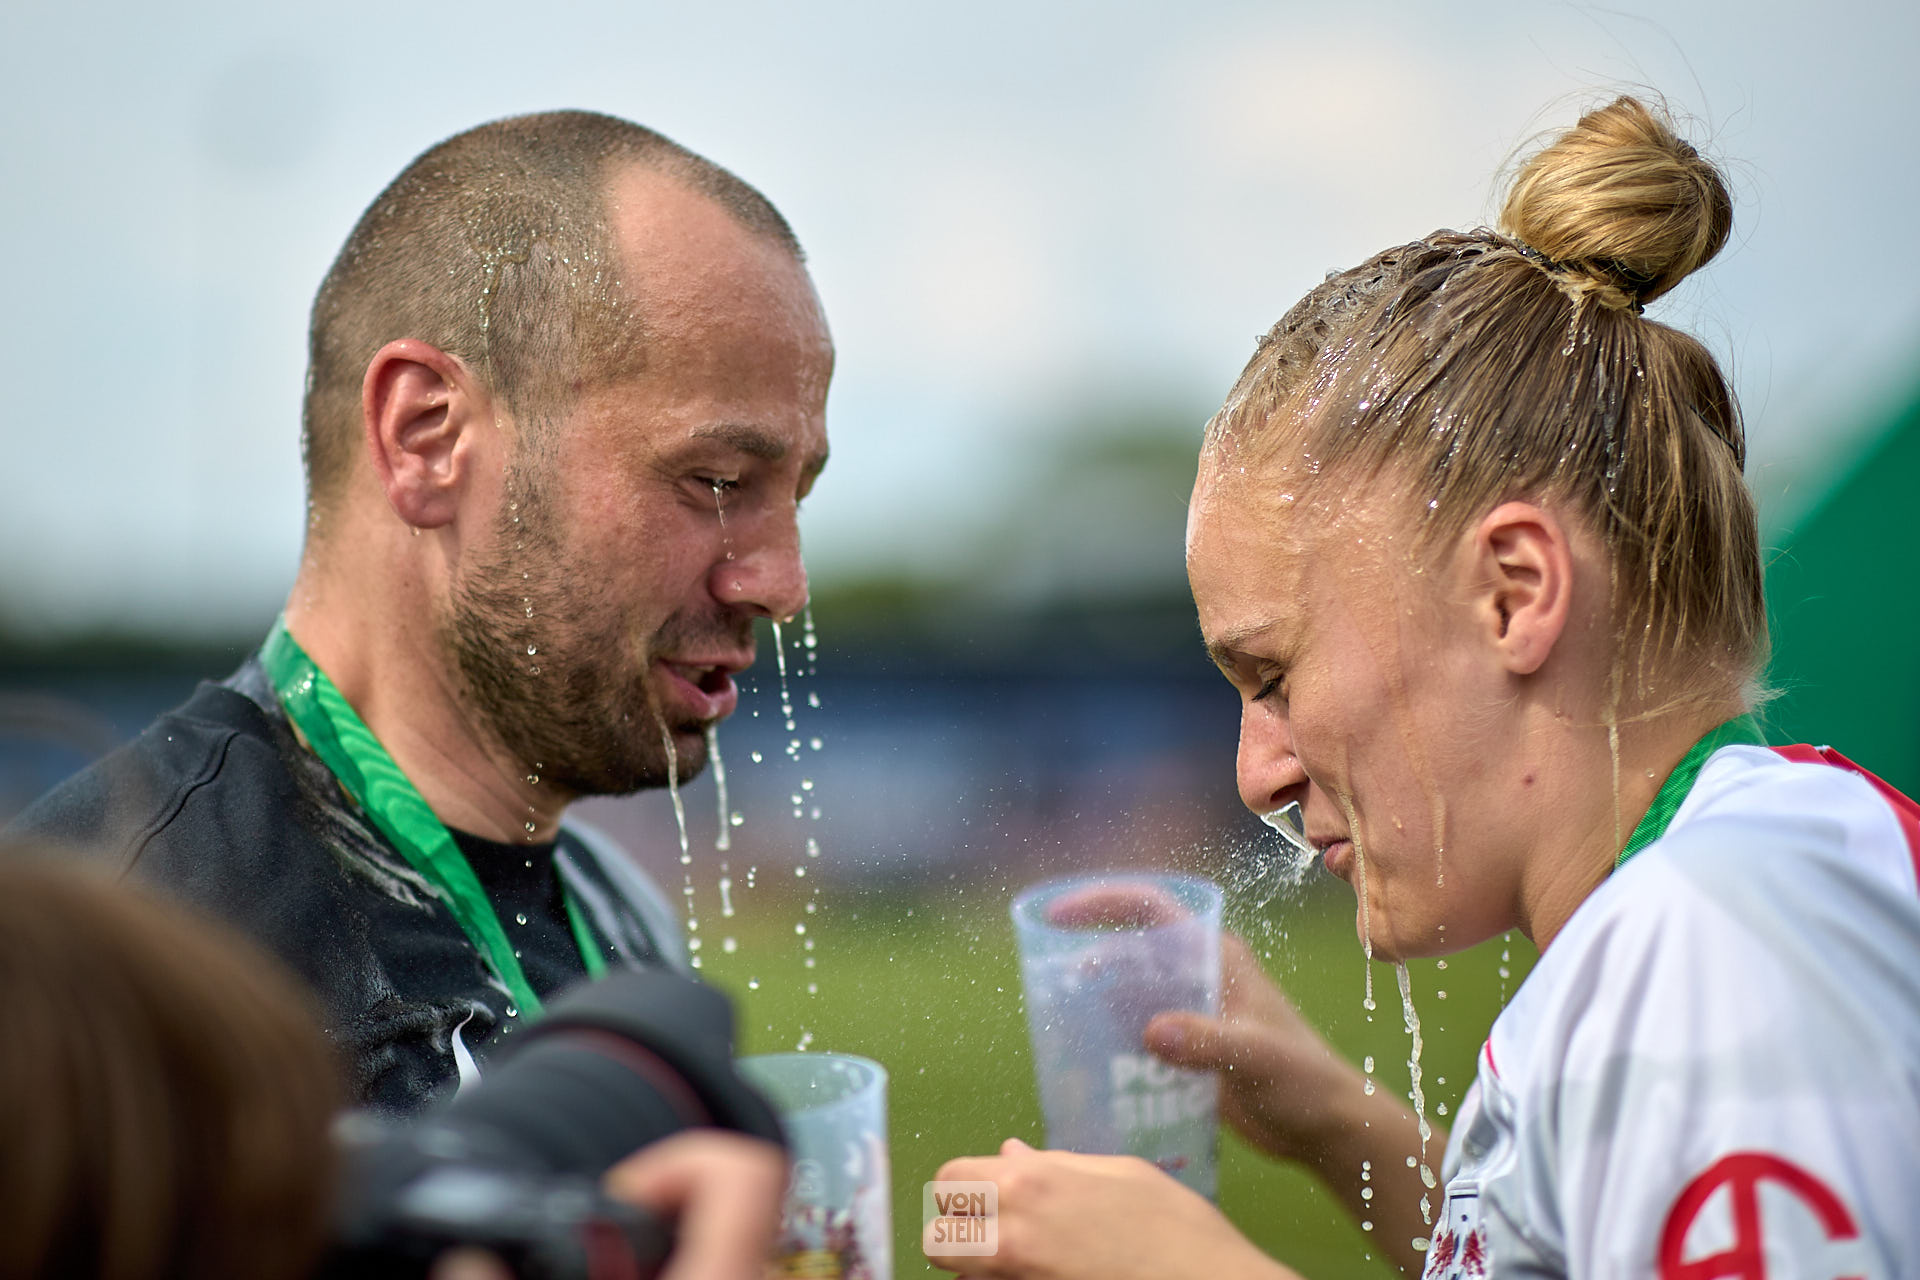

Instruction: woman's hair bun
[1500,95,1732,310]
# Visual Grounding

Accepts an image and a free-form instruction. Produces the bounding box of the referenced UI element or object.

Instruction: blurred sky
[4,0,1918,641]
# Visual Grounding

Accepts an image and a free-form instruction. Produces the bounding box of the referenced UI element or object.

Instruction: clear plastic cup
[739,1052,892,1280]
[1010,872,1223,1198]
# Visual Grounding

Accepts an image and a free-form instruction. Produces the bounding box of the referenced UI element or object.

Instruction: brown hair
[302,109,803,517]
[0,852,341,1280]
[1208,96,1760,705]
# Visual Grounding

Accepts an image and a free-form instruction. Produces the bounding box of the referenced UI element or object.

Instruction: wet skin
[1185,455,1528,961]
[446,167,834,798]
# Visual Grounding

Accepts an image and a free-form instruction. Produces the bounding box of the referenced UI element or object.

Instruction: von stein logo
[922,1181,997,1256]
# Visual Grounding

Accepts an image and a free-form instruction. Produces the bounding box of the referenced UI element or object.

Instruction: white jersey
[1426,743,1920,1279]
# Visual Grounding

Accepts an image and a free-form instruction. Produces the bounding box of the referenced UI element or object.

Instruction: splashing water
[771,620,796,732]
[1339,794,1376,1015]
[1259,800,1317,874]
[707,724,731,854]
[659,722,700,968]
[1396,962,1436,1226]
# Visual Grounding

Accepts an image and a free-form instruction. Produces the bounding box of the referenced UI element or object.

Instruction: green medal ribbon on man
[262,616,607,1020]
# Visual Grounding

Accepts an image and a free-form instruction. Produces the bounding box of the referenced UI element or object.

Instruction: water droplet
[794,923,807,936]
[795,866,807,877]
[1363,1055,1375,1073]
[747,978,760,990]
[506,1004,519,1019]
[514,912,528,926]
[807,691,821,707]
[523,821,537,834]
[750,751,764,764]
[722,936,738,954]
[809,737,823,751]
[526,645,537,655]
[807,982,818,994]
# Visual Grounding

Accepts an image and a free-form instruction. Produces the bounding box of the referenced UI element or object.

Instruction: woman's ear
[1468,501,1574,675]
[361,339,490,529]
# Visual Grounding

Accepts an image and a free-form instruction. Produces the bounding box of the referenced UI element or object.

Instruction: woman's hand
[1046,883,1362,1164]
[1046,883,1438,1274]
[1144,930,1365,1164]
[924,1138,1299,1280]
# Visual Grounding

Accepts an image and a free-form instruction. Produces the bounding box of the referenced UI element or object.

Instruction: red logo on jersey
[1658,1152,1860,1280]
[1423,1226,1487,1279]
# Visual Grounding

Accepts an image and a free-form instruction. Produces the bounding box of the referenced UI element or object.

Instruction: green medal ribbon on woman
[262,617,607,1020]
[1616,714,1767,868]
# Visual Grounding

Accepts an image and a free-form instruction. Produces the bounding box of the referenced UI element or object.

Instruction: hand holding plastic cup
[1010,872,1224,1198]
[739,1052,892,1280]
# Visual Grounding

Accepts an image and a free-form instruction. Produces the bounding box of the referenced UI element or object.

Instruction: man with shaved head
[13,111,832,1122]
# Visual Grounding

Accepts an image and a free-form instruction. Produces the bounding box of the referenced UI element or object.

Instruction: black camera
[320,970,786,1279]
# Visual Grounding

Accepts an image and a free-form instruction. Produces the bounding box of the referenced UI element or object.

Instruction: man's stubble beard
[441,476,734,799]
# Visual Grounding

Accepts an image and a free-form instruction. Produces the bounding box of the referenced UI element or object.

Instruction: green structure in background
[1764,373,1920,793]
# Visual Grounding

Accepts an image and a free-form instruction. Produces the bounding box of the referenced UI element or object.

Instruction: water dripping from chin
[656,717,701,968]
[1340,793,1377,1016]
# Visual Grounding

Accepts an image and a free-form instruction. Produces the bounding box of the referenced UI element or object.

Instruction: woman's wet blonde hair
[1207,95,1759,707]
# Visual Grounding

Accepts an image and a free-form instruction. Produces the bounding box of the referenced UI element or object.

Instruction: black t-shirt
[6,656,685,1114]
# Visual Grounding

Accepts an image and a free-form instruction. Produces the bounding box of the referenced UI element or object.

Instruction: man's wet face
[445,458,748,797]
[443,170,832,801]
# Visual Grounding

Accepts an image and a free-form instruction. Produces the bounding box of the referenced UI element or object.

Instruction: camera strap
[261,616,607,1019]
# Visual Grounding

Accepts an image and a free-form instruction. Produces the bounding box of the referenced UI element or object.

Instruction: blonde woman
[930,97,1920,1279]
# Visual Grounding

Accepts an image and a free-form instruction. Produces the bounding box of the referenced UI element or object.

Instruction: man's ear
[1468,501,1574,676]
[361,339,489,529]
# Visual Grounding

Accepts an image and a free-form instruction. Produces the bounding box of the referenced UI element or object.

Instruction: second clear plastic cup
[1010,872,1223,1199]
[739,1052,892,1280]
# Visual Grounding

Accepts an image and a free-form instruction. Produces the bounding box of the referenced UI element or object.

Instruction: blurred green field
[694,877,1536,1277]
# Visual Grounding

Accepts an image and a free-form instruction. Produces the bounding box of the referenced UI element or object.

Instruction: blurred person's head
[0,850,340,1280]
[294,110,833,797]
[1188,96,1751,958]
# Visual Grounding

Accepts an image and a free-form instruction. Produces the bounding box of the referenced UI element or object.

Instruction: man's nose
[710,510,809,622]
[1236,706,1307,817]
